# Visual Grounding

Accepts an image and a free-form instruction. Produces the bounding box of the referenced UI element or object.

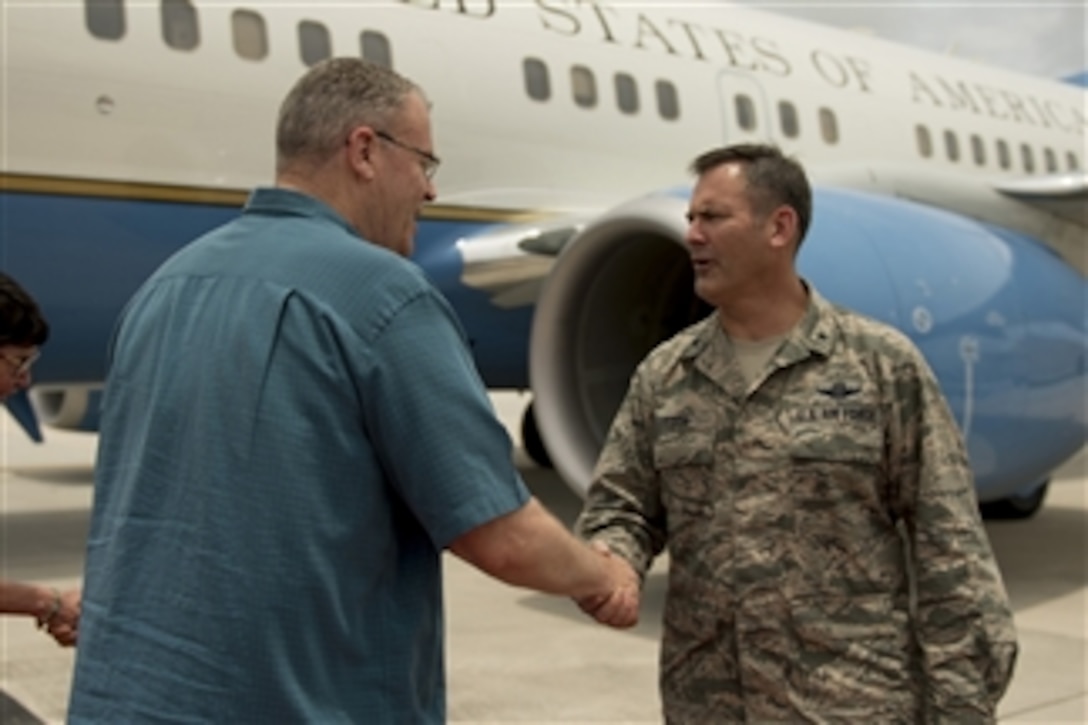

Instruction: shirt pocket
[787,422,902,593]
[653,434,715,469]
[781,389,889,467]
[653,431,716,544]
[789,424,885,466]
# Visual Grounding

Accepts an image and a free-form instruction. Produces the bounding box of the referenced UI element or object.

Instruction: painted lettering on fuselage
[910,72,1085,133]
[398,0,1084,136]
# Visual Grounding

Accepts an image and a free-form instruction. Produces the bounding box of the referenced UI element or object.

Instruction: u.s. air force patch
[788,404,878,425]
[777,380,885,465]
[778,379,880,430]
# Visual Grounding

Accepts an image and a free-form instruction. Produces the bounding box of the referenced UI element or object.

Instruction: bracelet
[37,589,61,630]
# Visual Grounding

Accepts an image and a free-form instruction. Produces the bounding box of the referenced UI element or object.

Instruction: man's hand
[41,588,80,647]
[575,540,640,629]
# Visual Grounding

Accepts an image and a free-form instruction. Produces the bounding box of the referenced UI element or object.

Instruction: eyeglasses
[374,130,441,181]
[0,349,40,376]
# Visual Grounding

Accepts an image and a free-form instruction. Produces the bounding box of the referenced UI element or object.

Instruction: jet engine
[529,192,704,494]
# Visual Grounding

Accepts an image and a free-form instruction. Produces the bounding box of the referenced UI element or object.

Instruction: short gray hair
[276,58,420,171]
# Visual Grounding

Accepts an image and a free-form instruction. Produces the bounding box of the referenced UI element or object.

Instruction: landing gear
[520,401,553,469]
[980,480,1049,520]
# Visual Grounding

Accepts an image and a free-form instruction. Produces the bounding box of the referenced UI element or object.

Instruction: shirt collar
[680,279,839,363]
[243,187,358,238]
[785,283,838,360]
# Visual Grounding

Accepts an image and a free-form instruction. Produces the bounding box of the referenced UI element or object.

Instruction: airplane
[1,0,1084,520]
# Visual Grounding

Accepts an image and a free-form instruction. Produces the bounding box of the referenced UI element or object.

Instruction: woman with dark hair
[0,271,81,646]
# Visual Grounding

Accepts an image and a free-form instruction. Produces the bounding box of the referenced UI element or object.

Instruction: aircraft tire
[980,480,1049,520]
[521,402,554,469]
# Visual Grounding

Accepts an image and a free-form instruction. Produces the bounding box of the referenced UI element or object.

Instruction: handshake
[574,540,641,629]
[37,587,82,647]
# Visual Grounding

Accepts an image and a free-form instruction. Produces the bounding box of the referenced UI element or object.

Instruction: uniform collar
[778,283,838,362]
[680,281,840,390]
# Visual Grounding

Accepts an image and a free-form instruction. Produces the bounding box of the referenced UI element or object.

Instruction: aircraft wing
[456,217,583,309]
[994,173,1088,226]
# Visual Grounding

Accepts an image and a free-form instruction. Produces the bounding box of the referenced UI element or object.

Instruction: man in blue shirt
[69,58,638,723]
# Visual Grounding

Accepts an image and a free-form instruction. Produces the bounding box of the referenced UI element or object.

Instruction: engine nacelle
[530,192,703,494]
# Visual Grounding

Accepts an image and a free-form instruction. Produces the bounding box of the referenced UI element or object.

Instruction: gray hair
[690,143,812,249]
[276,58,421,171]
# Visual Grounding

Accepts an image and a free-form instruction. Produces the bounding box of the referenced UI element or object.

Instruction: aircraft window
[943,130,960,162]
[778,101,799,138]
[1067,151,1081,171]
[232,10,268,61]
[1021,143,1035,173]
[299,21,331,67]
[1043,148,1058,173]
[915,125,932,158]
[571,65,597,109]
[161,0,199,51]
[818,108,838,144]
[615,73,638,114]
[523,58,550,102]
[360,31,392,68]
[969,134,986,166]
[86,0,125,40]
[996,139,1011,170]
[656,80,680,120]
[734,95,756,131]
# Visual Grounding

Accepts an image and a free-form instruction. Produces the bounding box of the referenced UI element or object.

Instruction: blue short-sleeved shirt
[68,188,530,723]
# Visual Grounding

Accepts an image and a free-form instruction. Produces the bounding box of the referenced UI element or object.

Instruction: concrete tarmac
[1,392,1085,723]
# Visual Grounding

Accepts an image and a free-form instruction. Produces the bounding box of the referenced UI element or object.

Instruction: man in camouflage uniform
[575,144,1018,723]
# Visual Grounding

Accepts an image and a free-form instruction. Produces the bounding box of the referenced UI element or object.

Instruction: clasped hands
[575,540,640,629]
[37,588,81,647]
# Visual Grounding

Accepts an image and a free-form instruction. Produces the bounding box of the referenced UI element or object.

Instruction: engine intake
[529,193,707,494]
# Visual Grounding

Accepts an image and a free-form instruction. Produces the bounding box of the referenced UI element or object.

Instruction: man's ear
[767,205,799,251]
[346,126,377,180]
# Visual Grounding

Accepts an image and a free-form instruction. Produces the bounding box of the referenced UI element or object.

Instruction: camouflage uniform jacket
[576,287,1017,724]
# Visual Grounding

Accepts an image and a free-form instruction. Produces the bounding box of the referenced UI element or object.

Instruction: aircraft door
[717,72,775,145]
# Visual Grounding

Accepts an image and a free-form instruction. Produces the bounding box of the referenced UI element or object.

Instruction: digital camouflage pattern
[576,287,1017,724]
